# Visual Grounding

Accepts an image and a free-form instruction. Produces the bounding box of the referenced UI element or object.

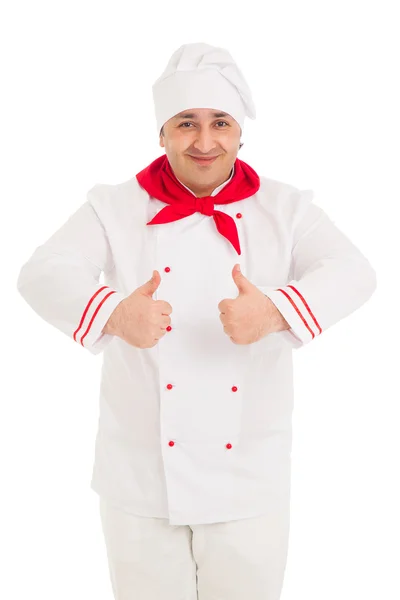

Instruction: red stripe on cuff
[73,286,110,342]
[80,290,117,346]
[277,288,316,339]
[287,285,322,334]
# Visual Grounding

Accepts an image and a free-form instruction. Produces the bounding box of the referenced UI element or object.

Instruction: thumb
[140,270,161,296]
[232,263,250,294]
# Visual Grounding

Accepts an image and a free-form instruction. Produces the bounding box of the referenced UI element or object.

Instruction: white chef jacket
[16,163,377,525]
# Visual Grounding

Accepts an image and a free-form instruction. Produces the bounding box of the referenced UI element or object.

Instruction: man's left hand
[218,264,290,344]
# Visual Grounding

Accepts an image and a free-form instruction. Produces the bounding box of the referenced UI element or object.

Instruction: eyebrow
[174,112,231,120]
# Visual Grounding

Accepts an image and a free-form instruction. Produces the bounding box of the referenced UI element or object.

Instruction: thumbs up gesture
[218,264,289,344]
[103,270,173,348]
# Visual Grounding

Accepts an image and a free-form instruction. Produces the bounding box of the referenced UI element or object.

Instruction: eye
[179,121,229,128]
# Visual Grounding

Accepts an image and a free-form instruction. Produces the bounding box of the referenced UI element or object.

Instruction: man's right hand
[103,271,172,348]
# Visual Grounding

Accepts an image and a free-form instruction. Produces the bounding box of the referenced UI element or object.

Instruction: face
[159,108,242,198]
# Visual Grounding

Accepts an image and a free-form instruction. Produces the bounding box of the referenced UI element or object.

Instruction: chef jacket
[16,165,377,525]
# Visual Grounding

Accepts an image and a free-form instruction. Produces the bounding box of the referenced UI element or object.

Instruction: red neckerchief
[136,154,260,255]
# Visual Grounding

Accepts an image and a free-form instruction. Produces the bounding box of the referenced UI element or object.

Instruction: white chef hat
[152,42,256,134]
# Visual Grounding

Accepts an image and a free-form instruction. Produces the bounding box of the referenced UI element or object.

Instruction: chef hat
[152,42,256,134]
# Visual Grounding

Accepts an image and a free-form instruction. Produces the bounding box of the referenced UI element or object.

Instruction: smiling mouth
[188,155,219,165]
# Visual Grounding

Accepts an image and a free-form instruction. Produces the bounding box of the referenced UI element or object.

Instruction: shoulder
[85,175,149,217]
[256,175,315,222]
[258,174,314,207]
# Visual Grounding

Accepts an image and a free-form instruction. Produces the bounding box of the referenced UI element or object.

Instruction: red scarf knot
[194,197,214,216]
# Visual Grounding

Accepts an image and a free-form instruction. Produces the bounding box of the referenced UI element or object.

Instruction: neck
[178,167,234,198]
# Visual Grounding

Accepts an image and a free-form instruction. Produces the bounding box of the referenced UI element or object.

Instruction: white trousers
[99,496,291,600]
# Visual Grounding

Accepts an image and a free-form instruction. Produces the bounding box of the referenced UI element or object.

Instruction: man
[16,42,377,600]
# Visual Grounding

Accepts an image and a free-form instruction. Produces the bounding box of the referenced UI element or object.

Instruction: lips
[189,155,218,165]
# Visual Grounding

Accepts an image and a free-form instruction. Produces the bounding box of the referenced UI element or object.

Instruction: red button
[164,267,171,272]
[166,326,172,332]
[236,213,242,219]
[232,386,238,392]
[169,441,175,447]
[167,384,173,390]
[226,443,232,449]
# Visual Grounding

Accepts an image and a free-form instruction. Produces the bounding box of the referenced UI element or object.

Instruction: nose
[192,128,218,154]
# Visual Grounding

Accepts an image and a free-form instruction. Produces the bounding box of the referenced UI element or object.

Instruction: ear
[159,135,164,148]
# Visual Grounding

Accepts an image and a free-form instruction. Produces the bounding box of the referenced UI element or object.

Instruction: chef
[17,42,377,600]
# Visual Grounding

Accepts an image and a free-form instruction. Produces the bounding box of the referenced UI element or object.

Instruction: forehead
[172,109,233,120]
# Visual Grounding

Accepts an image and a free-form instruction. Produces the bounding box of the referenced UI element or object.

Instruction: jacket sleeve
[16,186,126,356]
[258,190,377,350]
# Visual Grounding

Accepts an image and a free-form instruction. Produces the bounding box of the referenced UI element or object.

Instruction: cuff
[260,284,322,345]
[256,284,322,349]
[74,286,126,355]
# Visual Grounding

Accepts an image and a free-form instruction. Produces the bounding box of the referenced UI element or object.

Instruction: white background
[2,0,398,598]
